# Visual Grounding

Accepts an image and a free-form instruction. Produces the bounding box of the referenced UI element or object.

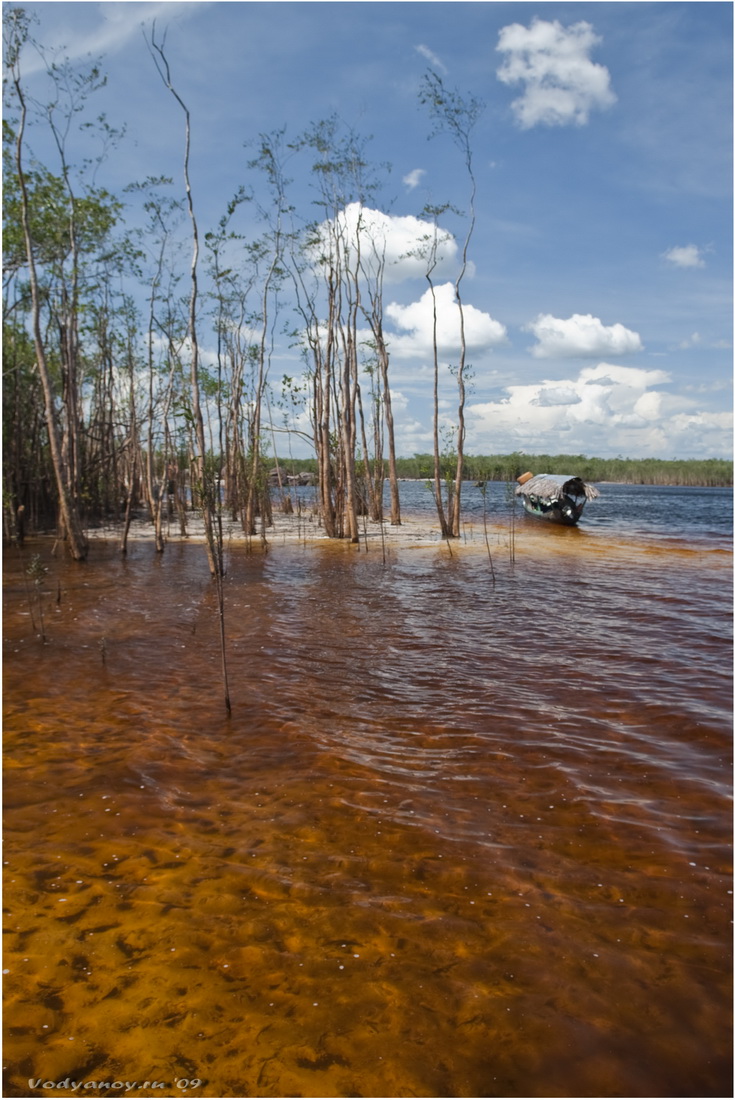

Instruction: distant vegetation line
[276,454,732,487]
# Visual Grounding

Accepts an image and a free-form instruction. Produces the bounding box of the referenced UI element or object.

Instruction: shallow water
[3,513,732,1098]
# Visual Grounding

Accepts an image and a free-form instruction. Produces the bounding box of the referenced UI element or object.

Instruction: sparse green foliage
[419,69,484,151]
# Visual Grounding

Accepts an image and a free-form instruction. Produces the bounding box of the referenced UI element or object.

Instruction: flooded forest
[4,9,488,556]
[4,10,732,1100]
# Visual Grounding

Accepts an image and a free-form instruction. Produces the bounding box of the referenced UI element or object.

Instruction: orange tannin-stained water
[3,531,732,1098]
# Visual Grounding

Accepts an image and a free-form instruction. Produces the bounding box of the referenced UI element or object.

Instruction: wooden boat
[515,471,599,526]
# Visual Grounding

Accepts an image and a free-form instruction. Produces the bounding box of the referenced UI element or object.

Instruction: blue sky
[12,1,733,459]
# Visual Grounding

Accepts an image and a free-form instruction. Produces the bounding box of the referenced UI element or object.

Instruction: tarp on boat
[515,474,600,501]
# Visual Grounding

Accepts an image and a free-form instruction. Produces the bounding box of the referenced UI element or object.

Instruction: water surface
[3,502,732,1098]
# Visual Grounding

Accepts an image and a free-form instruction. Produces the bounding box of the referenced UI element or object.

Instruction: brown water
[3,529,732,1098]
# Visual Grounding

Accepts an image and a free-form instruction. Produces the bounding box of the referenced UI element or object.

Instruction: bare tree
[244,136,291,539]
[148,26,231,714]
[358,224,401,525]
[413,203,454,538]
[119,297,143,555]
[420,69,484,537]
[290,118,395,542]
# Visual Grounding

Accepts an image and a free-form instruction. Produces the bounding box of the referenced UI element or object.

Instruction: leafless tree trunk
[426,215,451,538]
[359,231,400,525]
[420,70,484,538]
[290,256,338,537]
[120,313,141,555]
[149,27,231,714]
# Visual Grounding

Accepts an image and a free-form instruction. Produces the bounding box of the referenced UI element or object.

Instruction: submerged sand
[87,506,510,553]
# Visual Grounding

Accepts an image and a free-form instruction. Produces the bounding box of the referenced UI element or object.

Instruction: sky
[8,0,733,460]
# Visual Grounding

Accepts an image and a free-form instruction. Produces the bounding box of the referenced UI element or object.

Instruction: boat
[515,471,599,526]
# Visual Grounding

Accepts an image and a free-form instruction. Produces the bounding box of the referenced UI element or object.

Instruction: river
[3,484,732,1097]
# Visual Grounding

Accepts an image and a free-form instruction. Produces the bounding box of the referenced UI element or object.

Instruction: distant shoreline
[268,456,733,489]
[390,477,733,487]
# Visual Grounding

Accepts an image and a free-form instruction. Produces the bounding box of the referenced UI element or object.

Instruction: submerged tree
[243,134,292,539]
[419,69,484,538]
[125,175,186,551]
[356,209,401,526]
[286,118,401,541]
[414,202,455,539]
[148,26,231,714]
[4,9,101,560]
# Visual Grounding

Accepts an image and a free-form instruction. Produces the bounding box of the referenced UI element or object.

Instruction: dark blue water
[284,479,731,547]
[389,479,733,549]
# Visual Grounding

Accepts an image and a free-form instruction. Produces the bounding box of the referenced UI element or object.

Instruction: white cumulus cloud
[496,18,616,128]
[318,204,457,285]
[463,361,735,457]
[663,244,707,268]
[386,284,507,360]
[534,384,582,407]
[388,389,409,412]
[579,362,670,389]
[526,313,643,359]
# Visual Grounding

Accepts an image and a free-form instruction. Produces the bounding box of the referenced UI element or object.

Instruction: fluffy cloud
[663,244,707,268]
[319,204,458,285]
[386,283,508,360]
[464,362,732,457]
[534,385,582,407]
[496,19,616,128]
[526,313,643,359]
[393,418,435,455]
[388,388,409,412]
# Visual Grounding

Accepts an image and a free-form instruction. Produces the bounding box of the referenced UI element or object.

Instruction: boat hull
[521,496,586,526]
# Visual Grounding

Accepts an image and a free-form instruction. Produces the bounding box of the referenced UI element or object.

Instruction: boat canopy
[515,474,600,501]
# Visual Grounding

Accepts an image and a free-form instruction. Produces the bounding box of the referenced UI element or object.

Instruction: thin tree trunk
[379,341,400,525]
[12,65,88,561]
[245,254,277,536]
[450,165,476,538]
[120,330,140,555]
[150,29,231,714]
[428,270,450,537]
